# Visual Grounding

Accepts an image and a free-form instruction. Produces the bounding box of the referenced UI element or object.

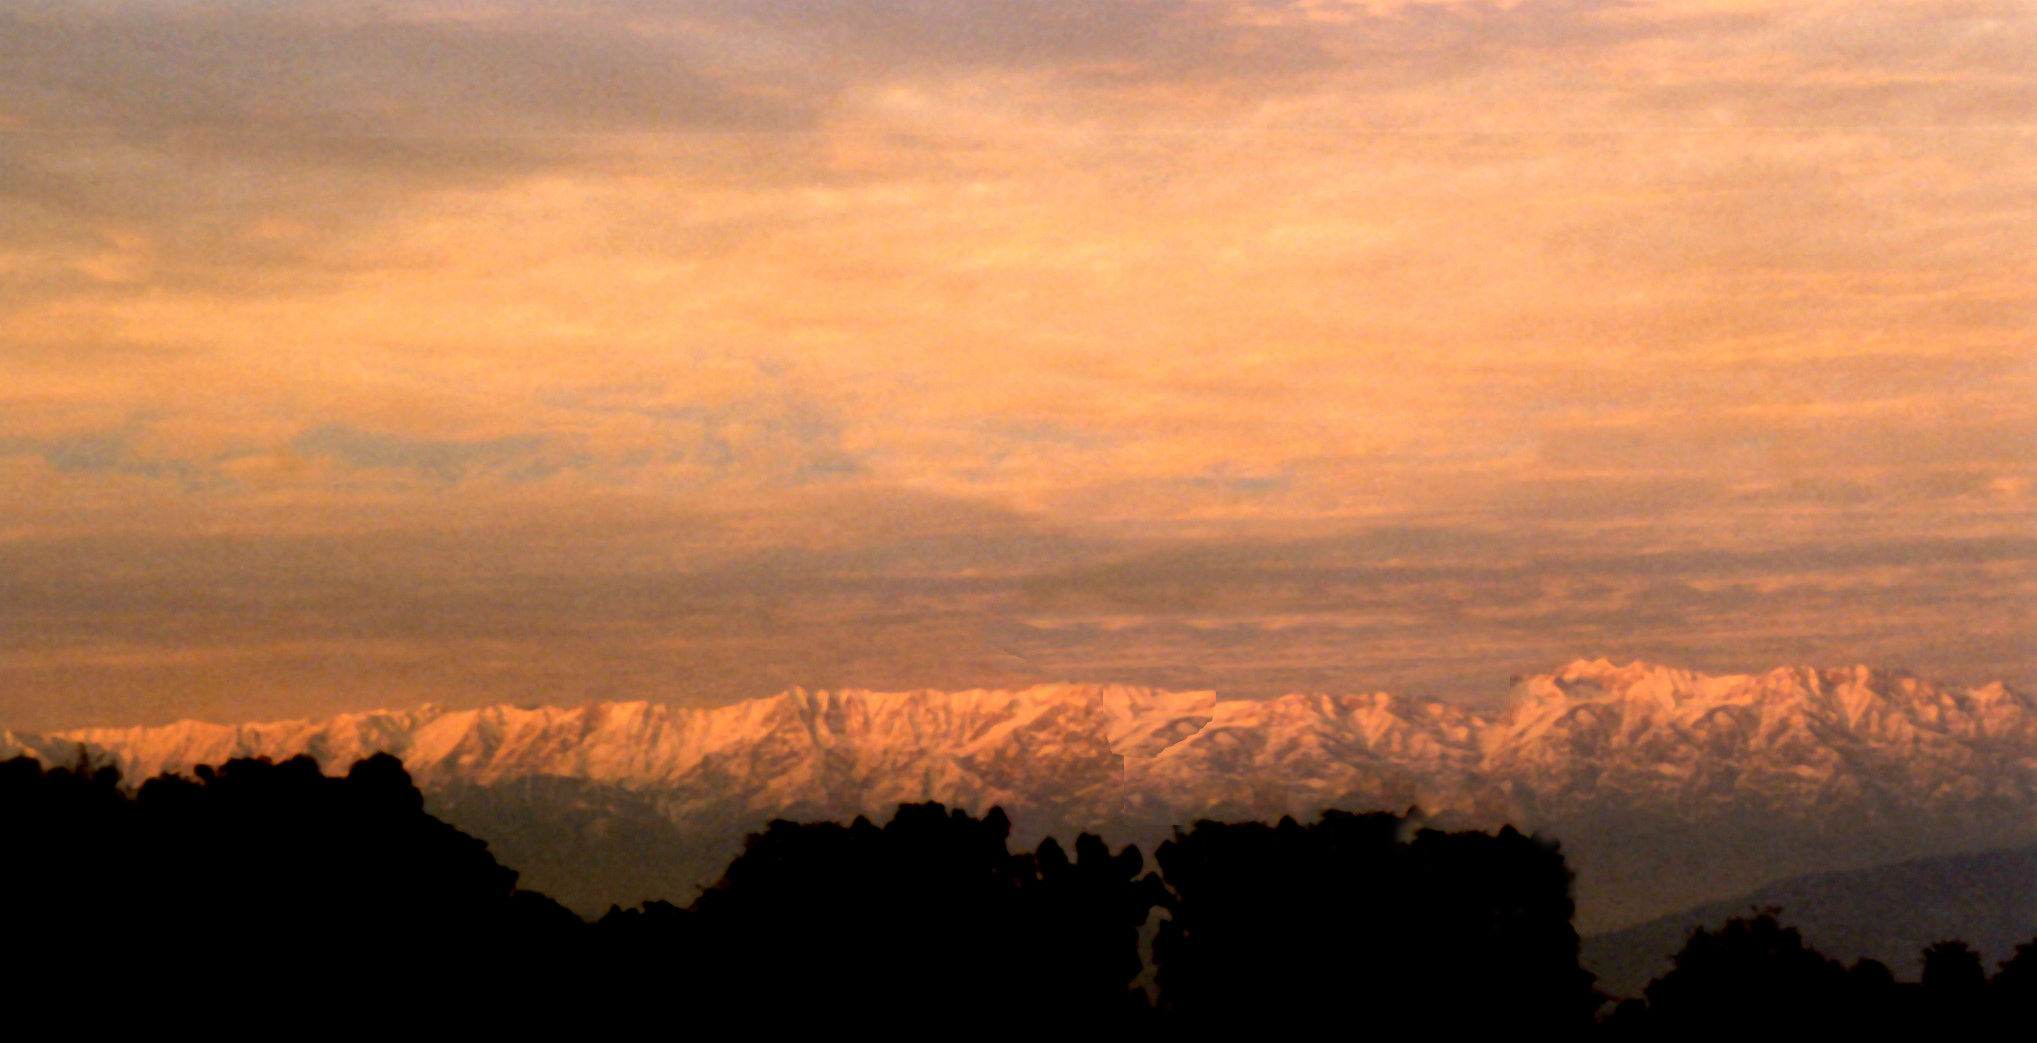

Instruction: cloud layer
[2,1,2031,729]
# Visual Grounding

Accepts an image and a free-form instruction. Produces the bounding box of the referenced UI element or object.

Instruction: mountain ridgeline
[7,658,2035,929]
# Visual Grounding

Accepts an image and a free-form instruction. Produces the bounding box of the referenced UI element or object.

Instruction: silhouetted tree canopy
[1634,911,1849,1031]
[612,802,1165,1026]
[1603,910,2037,1035]
[0,753,580,1029]
[1994,939,2037,1024]
[10,752,2036,1033]
[1151,810,1599,1032]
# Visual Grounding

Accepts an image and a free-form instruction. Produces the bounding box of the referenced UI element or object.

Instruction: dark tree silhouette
[50,749,2029,1034]
[643,802,1165,1026]
[1601,914,2037,1035]
[1022,832,1168,1019]
[1922,938,1988,993]
[1150,810,1598,1031]
[1918,938,1993,1033]
[0,753,584,1030]
[1639,912,1846,1031]
[1994,938,2037,1025]
[1604,910,1934,1034]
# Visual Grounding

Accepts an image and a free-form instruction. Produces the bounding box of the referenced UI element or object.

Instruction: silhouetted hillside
[427,775,723,913]
[1587,846,2037,997]
[1601,911,2037,1035]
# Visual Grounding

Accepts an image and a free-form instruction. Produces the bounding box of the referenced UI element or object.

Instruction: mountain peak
[14,660,2029,852]
[14,661,2029,935]
[1555,656,1624,679]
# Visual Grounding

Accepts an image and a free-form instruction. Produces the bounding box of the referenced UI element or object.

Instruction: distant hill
[1585,846,2037,998]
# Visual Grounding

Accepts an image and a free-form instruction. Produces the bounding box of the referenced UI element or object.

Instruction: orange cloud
[1,0,2029,727]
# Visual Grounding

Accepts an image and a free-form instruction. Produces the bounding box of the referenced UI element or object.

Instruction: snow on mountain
[21,663,2037,838]
[1484,659,2037,822]
[0,729,102,768]
[16,661,2037,925]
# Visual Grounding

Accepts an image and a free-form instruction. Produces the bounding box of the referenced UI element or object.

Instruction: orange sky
[2,0,2032,730]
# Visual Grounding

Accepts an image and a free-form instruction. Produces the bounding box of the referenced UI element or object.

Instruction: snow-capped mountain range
[13,658,2034,827]
[8,658,2035,926]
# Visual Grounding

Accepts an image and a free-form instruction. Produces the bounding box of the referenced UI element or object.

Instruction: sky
[1,0,2032,731]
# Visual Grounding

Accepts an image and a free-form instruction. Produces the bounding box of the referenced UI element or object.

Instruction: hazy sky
[2,0,2032,730]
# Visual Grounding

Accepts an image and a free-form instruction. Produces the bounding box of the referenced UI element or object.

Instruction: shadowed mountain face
[8,659,2036,926]
[1586,846,2037,998]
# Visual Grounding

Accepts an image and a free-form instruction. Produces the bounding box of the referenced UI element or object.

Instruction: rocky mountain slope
[9,659,2034,926]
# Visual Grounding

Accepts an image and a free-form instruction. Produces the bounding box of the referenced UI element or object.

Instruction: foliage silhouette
[1603,909,2037,1035]
[1641,910,1848,1030]
[601,802,1165,1026]
[12,750,2033,1032]
[1150,810,1599,1032]
[1,752,581,1029]
[1994,938,2037,1024]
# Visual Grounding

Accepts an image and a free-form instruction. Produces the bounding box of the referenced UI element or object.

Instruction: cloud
[0,419,228,490]
[0,4,815,152]
[0,0,826,299]
[1,0,2030,728]
[289,425,566,484]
